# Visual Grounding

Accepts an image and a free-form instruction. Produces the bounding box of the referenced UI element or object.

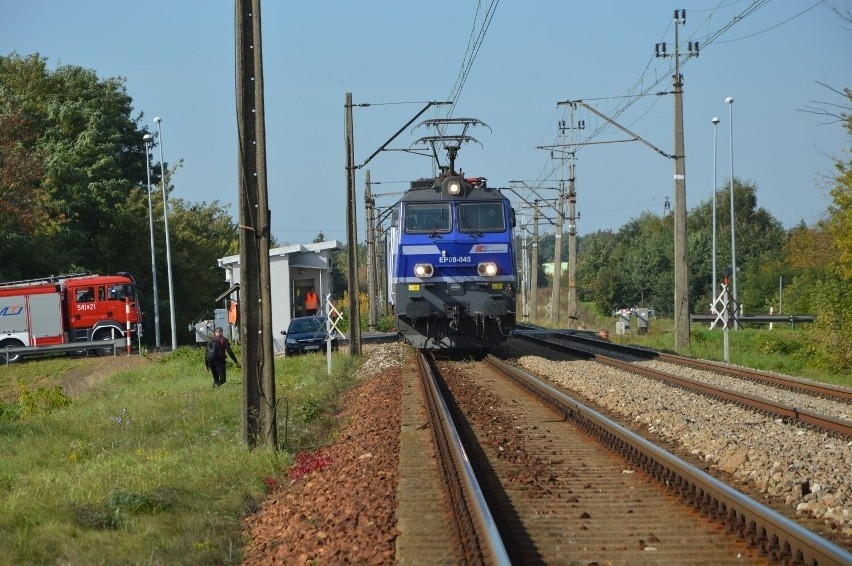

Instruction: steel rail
[518,333,852,438]
[657,352,852,403]
[485,354,852,566]
[517,323,852,403]
[415,351,510,566]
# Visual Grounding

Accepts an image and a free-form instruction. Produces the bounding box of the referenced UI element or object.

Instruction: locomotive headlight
[477,262,498,277]
[447,180,462,195]
[413,263,434,278]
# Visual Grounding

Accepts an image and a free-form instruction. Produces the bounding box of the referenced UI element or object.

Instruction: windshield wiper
[429,216,446,239]
[460,215,483,238]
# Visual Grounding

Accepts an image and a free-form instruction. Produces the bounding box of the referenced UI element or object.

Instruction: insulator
[655,44,660,57]
[662,42,667,55]
[673,9,678,20]
[681,9,686,24]
[694,41,700,56]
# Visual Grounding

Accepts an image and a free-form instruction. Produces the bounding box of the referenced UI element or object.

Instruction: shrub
[17,379,72,417]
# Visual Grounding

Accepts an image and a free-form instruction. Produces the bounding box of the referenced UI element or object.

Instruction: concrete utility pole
[377,231,387,316]
[365,171,377,332]
[551,186,564,327]
[672,9,689,350]
[656,8,697,350]
[345,99,450,347]
[510,180,561,324]
[560,105,583,327]
[235,0,276,448]
[344,92,362,355]
[558,91,688,349]
[531,200,539,322]
[566,154,578,325]
[519,209,529,322]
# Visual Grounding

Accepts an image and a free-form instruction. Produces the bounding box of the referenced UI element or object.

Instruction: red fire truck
[0,272,143,362]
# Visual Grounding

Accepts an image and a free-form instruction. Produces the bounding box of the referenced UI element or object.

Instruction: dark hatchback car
[281,316,338,355]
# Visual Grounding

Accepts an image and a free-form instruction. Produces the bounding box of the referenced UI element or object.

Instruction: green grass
[0,347,362,564]
[609,321,852,387]
[530,302,851,387]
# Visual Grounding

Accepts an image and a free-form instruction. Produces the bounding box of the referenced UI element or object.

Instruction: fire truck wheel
[90,330,116,357]
[0,339,25,364]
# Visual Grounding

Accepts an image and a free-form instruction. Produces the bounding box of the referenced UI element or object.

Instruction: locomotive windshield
[458,202,505,233]
[404,203,451,234]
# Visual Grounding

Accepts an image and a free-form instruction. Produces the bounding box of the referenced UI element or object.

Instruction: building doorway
[291,278,315,318]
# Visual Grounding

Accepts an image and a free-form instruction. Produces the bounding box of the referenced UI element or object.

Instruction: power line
[446,0,500,116]
[715,1,823,43]
[532,0,774,186]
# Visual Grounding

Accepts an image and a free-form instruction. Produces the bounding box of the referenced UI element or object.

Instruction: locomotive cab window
[459,203,505,233]
[404,203,451,234]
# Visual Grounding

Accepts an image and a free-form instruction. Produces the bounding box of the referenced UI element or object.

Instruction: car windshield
[290,318,325,334]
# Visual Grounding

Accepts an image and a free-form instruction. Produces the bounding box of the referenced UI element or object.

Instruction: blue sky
[2,1,849,245]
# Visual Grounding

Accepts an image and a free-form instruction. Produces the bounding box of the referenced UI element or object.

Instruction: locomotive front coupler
[445,304,463,331]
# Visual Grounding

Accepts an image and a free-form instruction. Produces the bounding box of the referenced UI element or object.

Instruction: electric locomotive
[387,150,517,352]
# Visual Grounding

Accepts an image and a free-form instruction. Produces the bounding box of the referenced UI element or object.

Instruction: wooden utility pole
[344,92,362,355]
[235,0,276,448]
[365,171,377,332]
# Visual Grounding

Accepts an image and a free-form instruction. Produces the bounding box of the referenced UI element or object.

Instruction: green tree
[0,53,149,277]
[613,212,673,314]
[687,178,786,315]
[0,53,241,345]
[781,86,851,370]
[576,229,618,314]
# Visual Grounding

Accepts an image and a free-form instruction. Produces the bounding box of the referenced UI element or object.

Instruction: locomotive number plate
[408,284,420,291]
[438,256,472,263]
[491,283,503,289]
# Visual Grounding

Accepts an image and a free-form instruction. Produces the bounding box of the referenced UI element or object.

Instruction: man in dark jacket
[205,327,239,387]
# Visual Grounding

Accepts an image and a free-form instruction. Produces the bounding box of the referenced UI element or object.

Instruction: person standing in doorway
[205,327,239,387]
[305,287,319,316]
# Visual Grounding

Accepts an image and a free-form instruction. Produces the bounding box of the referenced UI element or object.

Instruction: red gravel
[241,367,402,564]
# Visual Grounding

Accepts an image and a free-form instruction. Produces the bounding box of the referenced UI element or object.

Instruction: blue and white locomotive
[387,145,517,352]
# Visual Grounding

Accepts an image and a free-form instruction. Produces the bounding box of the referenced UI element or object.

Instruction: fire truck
[0,272,143,363]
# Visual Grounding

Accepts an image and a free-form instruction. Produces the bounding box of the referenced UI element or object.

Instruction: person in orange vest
[305,287,319,316]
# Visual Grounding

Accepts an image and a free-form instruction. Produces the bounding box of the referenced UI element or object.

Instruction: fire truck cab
[0,273,142,362]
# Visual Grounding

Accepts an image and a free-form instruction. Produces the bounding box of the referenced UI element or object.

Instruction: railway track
[516,325,852,403]
[404,349,852,564]
[515,331,852,438]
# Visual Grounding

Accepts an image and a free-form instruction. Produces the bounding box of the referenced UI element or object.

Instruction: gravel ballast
[508,351,852,539]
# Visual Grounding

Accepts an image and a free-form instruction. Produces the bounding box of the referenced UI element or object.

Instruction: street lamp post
[711,116,719,309]
[143,134,161,349]
[725,97,738,329]
[154,117,177,350]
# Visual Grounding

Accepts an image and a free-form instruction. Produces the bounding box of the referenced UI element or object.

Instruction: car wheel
[0,339,25,364]
[90,330,117,356]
